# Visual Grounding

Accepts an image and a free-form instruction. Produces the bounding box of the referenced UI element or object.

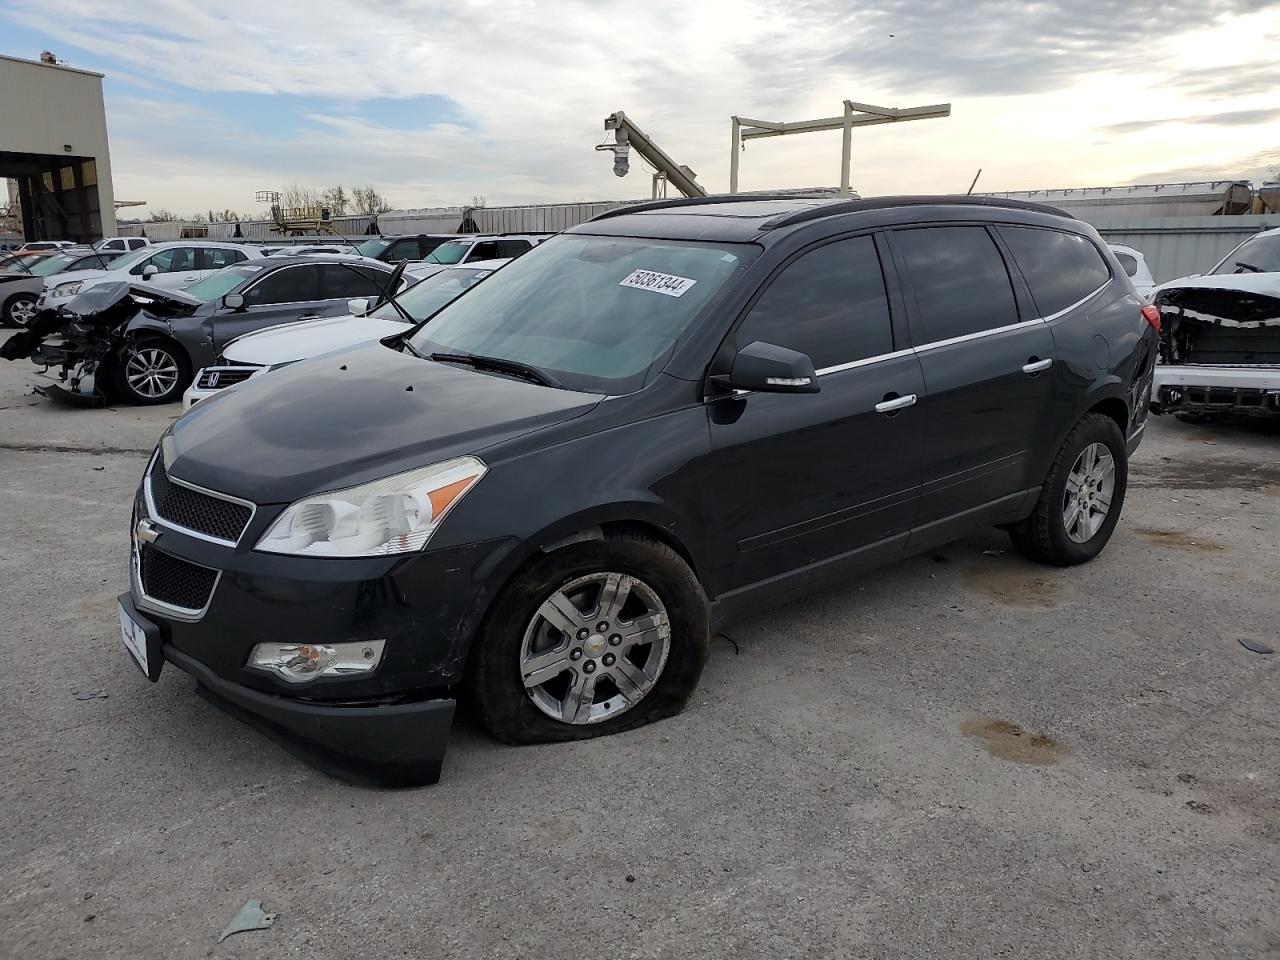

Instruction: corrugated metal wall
[472,201,636,233]
[1096,216,1280,283]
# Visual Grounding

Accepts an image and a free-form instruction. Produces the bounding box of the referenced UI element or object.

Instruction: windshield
[0,255,35,275]
[407,234,756,393]
[1212,234,1280,275]
[423,240,469,265]
[182,264,263,302]
[356,238,393,258]
[369,267,497,324]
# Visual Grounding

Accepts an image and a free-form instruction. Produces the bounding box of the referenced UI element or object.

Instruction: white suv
[413,234,545,277]
[93,236,151,254]
[39,241,265,309]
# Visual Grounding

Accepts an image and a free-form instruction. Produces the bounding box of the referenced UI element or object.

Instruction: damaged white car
[1151,227,1280,419]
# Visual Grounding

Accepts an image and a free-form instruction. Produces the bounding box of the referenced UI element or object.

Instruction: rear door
[705,233,925,592]
[318,262,392,316]
[495,239,533,260]
[212,263,323,350]
[887,224,1058,525]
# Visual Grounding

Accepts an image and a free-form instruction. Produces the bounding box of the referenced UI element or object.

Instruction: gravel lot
[1,349,1277,959]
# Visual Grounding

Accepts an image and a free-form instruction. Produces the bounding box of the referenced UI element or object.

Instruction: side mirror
[223,293,245,310]
[712,341,819,394]
[347,297,370,316]
[141,264,159,279]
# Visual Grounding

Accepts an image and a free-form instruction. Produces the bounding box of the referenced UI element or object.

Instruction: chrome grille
[196,366,261,390]
[139,546,218,613]
[148,453,254,544]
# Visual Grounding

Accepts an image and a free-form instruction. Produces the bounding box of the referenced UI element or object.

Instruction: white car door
[134,246,202,289]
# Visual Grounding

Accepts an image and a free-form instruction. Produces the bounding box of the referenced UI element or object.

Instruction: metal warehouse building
[0,53,117,243]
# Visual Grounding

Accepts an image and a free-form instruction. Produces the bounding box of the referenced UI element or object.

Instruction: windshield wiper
[1235,261,1264,274]
[428,351,561,388]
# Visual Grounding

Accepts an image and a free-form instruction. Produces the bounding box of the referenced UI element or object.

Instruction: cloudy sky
[3,0,1279,216]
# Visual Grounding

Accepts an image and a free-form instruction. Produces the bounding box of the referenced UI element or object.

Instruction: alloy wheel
[1062,441,1115,543]
[8,296,35,327]
[124,347,181,399]
[519,571,672,724]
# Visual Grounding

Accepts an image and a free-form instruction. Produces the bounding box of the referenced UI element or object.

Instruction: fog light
[248,639,385,684]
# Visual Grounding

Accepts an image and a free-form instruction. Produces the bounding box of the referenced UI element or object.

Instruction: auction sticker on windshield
[619,269,697,298]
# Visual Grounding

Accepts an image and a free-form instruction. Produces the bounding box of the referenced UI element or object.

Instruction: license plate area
[118,596,164,682]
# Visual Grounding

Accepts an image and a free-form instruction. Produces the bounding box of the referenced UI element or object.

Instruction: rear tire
[1009,413,1128,566]
[3,292,37,328]
[112,337,192,405]
[468,532,710,745]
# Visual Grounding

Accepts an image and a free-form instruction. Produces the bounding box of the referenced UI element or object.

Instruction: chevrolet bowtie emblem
[135,518,160,545]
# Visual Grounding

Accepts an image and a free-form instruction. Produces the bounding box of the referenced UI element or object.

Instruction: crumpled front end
[1152,278,1280,417]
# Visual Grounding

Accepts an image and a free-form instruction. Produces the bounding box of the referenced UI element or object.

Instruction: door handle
[875,393,917,414]
[1022,358,1053,375]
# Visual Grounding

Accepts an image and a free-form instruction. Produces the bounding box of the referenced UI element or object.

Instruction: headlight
[51,281,83,298]
[256,456,487,557]
[248,639,385,683]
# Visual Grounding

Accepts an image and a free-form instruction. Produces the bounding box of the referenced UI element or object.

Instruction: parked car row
[107,194,1158,786]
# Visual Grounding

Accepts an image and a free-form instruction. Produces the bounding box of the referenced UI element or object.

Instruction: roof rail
[587,193,833,222]
[761,195,1074,230]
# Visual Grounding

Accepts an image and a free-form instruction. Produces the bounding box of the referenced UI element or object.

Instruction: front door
[887,224,1058,524]
[704,234,925,593]
[213,263,323,352]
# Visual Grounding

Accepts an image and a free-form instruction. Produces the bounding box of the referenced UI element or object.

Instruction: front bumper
[125,475,520,785]
[119,593,456,785]
[1152,365,1280,418]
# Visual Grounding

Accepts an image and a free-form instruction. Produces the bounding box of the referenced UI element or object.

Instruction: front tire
[1009,413,1128,566]
[468,532,710,745]
[112,337,191,405]
[3,292,37,328]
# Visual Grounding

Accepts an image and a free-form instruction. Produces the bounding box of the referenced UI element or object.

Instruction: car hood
[43,267,110,290]
[165,341,603,503]
[1154,273,1280,325]
[223,314,411,365]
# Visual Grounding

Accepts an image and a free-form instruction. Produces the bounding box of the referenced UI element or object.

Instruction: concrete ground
[1,350,1277,960]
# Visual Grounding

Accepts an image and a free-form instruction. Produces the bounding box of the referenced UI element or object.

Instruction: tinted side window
[244,265,321,305]
[495,239,533,259]
[199,248,242,270]
[144,247,197,274]
[998,226,1111,317]
[1114,252,1138,277]
[468,241,501,261]
[735,235,894,369]
[321,263,388,299]
[386,239,422,261]
[894,227,1019,342]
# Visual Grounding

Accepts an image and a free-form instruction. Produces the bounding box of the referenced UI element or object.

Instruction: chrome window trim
[816,347,916,377]
[144,458,258,547]
[131,540,221,623]
[912,317,1046,354]
[1039,277,1112,323]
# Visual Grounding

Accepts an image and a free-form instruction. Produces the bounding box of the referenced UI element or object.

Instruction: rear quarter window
[1114,252,1139,277]
[999,226,1112,317]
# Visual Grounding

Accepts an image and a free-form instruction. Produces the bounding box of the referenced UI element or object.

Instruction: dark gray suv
[120,195,1158,784]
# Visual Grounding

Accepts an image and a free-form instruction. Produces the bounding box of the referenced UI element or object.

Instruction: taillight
[1141,303,1161,333]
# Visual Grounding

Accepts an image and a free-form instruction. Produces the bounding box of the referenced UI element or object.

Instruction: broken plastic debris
[1238,638,1275,655]
[982,549,1005,558]
[73,689,108,701]
[217,898,277,943]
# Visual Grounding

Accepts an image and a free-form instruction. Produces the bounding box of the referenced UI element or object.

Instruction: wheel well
[1088,396,1129,436]
[598,520,700,580]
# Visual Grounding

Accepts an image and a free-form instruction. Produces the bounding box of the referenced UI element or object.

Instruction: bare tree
[470,194,488,208]
[352,185,394,216]
[147,208,177,222]
[281,183,324,213]
[321,185,349,216]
